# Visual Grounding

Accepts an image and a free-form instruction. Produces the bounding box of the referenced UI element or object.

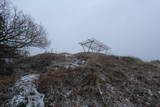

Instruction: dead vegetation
[0,59,16,106]
[0,75,15,106]
[1,52,160,106]
[14,53,66,73]
[37,53,160,107]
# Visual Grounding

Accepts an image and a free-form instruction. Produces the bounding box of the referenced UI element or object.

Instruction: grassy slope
[37,53,160,107]
[1,52,159,106]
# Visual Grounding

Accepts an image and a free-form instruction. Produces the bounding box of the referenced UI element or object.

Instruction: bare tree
[0,0,50,58]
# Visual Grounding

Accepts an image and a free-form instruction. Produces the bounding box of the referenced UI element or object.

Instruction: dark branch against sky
[13,0,160,61]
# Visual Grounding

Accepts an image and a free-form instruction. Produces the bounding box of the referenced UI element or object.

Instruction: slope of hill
[1,52,160,107]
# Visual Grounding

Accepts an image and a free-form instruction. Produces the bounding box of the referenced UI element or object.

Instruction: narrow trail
[9,74,44,107]
[8,54,86,107]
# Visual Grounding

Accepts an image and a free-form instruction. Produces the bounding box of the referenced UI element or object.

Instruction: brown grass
[0,75,15,106]
[38,53,160,106]
[15,53,66,73]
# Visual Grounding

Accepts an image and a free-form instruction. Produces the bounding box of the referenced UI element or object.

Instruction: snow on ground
[9,74,44,107]
[64,57,86,69]
[51,54,86,69]
[8,54,86,107]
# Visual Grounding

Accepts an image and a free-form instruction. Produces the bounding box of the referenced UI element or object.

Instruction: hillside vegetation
[0,52,160,107]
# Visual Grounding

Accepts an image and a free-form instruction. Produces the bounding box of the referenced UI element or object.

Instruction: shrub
[0,59,14,76]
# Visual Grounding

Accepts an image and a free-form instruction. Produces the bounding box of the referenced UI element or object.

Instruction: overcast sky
[12,0,160,61]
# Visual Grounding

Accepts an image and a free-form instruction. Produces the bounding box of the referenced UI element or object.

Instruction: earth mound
[1,52,160,107]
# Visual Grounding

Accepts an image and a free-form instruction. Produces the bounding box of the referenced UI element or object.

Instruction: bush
[0,75,15,106]
[0,59,14,76]
[15,53,66,72]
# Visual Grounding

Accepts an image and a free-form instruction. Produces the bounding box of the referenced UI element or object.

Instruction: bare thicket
[0,0,49,58]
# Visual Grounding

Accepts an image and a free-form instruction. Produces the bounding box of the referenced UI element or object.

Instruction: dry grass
[15,53,66,73]
[0,59,16,106]
[0,75,15,106]
[38,53,160,107]
[2,52,159,106]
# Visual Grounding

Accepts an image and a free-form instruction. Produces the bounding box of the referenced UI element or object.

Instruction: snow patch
[9,74,44,107]
[64,53,72,57]
[50,56,86,70]
[64,58,86,69]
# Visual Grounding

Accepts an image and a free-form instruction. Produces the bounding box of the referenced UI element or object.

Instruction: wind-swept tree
[0,0,50,58]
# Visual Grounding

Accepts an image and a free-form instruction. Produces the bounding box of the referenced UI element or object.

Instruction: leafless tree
[0,0,50,58]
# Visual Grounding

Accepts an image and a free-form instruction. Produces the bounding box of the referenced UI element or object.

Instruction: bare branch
[0,0,50,58]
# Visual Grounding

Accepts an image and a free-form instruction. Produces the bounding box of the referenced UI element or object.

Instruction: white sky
[12,0,160,61]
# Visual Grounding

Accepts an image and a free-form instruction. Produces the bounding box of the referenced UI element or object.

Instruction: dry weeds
[37,53,160,107]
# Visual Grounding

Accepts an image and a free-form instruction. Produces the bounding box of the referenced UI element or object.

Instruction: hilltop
[0,52,160,107]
